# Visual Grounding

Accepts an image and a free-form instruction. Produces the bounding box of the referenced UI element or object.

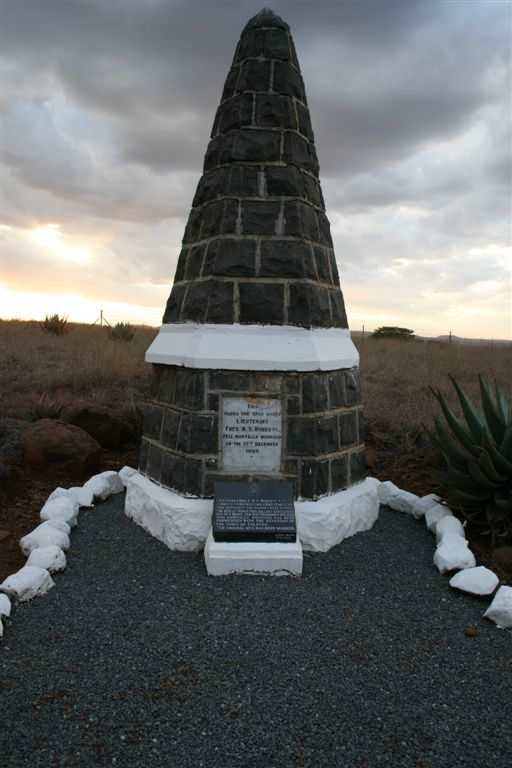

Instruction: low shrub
[110,322,135,342]
[41,314,69,336]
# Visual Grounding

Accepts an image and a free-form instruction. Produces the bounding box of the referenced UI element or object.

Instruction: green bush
[430,376,512,544]
[110,322,135,342]
[41,314,69,336]
[371,326,415,340]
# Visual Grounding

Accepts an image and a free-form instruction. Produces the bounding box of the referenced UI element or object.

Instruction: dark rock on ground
[0,417,29,487]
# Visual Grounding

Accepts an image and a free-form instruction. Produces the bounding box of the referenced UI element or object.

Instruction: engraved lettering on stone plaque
[222,397,282,472]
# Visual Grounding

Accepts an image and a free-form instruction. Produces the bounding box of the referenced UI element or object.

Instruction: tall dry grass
[356,336,512,451]
[1,320,510,449]
[0,319,157,420]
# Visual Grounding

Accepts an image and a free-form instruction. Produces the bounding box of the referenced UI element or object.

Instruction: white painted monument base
[204,531,303,576]
[125,473,379,553]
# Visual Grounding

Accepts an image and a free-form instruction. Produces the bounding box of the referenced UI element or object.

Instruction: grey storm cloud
[0,0,510,336]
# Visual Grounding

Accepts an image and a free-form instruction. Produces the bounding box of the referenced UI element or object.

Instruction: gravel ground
[1,495,511,768]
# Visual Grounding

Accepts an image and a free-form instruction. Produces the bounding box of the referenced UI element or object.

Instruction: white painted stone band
[145,323,359,371]
[124,472,379,553]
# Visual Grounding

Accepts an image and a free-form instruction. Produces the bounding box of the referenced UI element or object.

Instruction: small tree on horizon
[371,326,415,340]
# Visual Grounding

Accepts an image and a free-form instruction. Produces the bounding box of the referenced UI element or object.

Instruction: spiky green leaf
[431,387,480,456]
[449,375,484,442]
[479,375,506,444]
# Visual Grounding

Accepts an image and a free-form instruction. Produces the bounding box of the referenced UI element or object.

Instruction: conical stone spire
[138,10,366,506]
[163,8,348,331]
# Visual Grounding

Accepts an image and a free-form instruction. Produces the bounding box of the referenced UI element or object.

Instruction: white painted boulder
[119,466,137,487]
[435,515,465,543]
[425,502,451,533]
[48,485,94,508]
[0,593,11,618]
[449,566,499,596]
[20,521,70,555]
[40,496,78,528]
[378,481,419,516]
[84,470,124,501]
[0,566,54,602]
[125,472,213,551]
[297,477,380,552]
[433,533,476,574]
[27,546,67,573]
[484,586,512,628]
[411,493,441,520]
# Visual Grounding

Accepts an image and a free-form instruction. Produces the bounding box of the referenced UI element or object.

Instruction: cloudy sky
[0,0,510,338]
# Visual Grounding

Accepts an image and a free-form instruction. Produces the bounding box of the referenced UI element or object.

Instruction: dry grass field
[0,318,511,580]
[1,318,510,449]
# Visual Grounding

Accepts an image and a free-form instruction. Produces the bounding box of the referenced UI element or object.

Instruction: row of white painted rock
[0,468,135,638]
[378,480,512,629]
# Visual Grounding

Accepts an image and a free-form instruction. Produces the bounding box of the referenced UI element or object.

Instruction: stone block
[230,129,281,163]
[192,168,228,206]
[303,245,318,280]
[283,133,319,174]
[138,438,149,473]
[204,135,222,171]
[161,410,180,451]
[184,244,205,280]
[162,284,186,323]
[242,200,282,235]
[345,369,361,406]
[205,281,235,324]
[289,284,331,328]
[209,371,252,391]
[331,454,348,492]
[297,102,314,140]
[227,165,260,197]
[350,451,367,484]
[221,66,240,102]
[255,93,295,129]
[200,200,227,239]
[208,393,219,412]
[317,211,333,246]
[157,367,177,404]
[218,93,254,133]
[302,373,329,413]
[204,532,303,576]
[239,283,284,324]
[339,412,358,446]
[178,414,218,454]
[273,62,306,101]
[180,282,208,323]
[314,246,333,283]
[251,373,282,393]
[182,208,202,243]
[161,450,185,492]
[260,239,309,278]
[237,60,271,92]
[330,289,348,327]
[142,403,163,441]
[146,442,163,483]
[287,417,314,455]
[315,416,338,454]
[203,238,256,277]
[175,369,205,410]
[329,251,340,283]
[301,172,322,207]
[284,375,300,394]
[301,460,329,499]
[265,166,304,197]
[328,372,345,409]
[284,201,319,241]
[287,396,300,415]
[221,199,239,235]
[237,28,291,62]
[174,248,188,283]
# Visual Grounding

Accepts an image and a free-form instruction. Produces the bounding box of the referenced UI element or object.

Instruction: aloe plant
[430,376,512,545]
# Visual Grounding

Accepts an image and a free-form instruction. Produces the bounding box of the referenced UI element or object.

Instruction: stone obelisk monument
[125,8,379,563]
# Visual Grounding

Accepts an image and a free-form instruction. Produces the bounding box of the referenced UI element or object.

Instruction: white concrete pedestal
[203,530,303,576]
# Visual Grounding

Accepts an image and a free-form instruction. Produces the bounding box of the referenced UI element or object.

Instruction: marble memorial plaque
[213,479,296,542]
[222,397,282,472]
